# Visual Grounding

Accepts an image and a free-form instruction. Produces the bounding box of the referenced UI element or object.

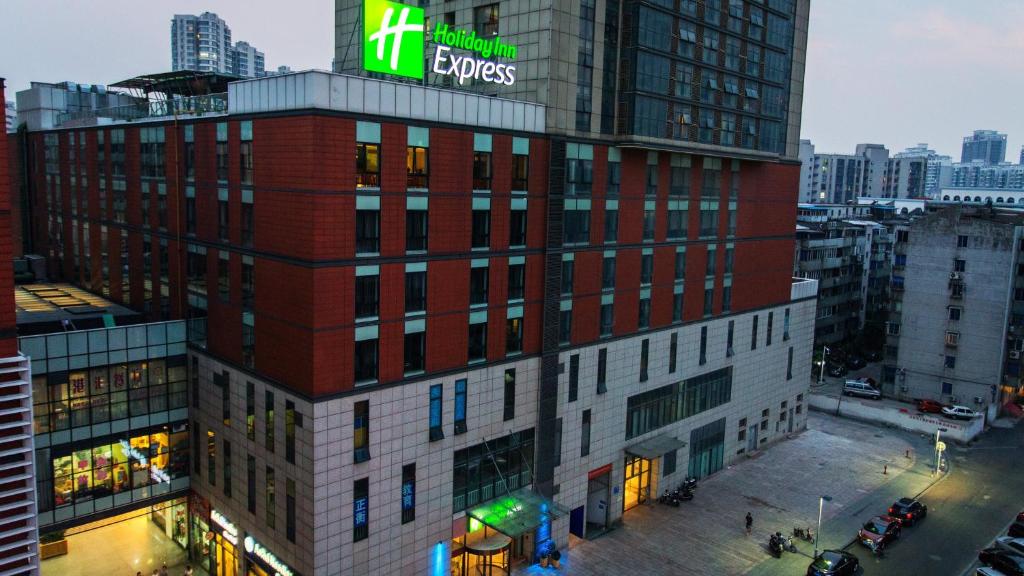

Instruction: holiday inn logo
[361,0,519,85]
[363,0,425,80]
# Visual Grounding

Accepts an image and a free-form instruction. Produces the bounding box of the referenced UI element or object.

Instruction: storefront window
[44,423,189,511]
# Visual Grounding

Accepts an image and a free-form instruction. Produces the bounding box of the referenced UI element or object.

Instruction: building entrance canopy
[625,434,687,460]
[466,488,565,538]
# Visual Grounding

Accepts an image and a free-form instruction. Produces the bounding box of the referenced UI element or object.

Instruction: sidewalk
[516,412,941,576]
[745,424,944,576]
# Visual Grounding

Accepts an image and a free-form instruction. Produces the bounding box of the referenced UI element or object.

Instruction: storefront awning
[625,434,687,460]
[466,487,566,538]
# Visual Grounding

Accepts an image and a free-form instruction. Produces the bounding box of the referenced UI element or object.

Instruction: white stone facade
[190,292,815,576]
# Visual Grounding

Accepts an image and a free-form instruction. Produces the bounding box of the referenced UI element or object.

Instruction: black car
[807,549,860,576]
[828,363,848,377]
[979,548,1024,576]
[845,355,866,370]
[888,497,928,526]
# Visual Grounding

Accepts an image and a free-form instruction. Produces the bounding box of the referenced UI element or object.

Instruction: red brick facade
[20,111,797,400]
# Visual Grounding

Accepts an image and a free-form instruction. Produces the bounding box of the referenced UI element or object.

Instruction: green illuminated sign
[363,0,425,80]
[362,0,519,86]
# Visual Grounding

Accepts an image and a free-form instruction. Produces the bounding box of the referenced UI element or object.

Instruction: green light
[468,517,482,533]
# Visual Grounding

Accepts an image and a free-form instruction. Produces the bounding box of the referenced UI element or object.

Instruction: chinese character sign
[402,480,415,511]
[354,497,368,528]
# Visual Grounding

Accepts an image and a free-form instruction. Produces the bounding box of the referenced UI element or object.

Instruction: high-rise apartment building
[883,207,1020,421]
[798,140,888,203]
[231,41,266,79]
[15,0,814,573]
[960,129,1007,165]
[172,13,234,75]
[886,144,950,199]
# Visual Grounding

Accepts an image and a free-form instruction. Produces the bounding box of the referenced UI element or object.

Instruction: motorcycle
[793,526,814,542]
[680,476,698,492]
[658,490,680,507]
[785,536,798,553]
[767,534,783,558]
[674,487,694,501]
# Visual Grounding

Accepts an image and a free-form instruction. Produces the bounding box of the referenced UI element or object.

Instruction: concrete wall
[808,394,984,443]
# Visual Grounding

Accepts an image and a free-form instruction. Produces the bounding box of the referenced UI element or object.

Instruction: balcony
[791,277,819,300]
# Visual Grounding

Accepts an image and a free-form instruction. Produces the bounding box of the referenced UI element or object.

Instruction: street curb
[837,458,952,555]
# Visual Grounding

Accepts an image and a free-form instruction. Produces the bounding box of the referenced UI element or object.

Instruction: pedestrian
[159,564,168,576]
[184,566,194,576]
[745,511,753,536]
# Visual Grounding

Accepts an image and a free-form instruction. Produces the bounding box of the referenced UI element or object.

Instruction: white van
[843,378,881,400]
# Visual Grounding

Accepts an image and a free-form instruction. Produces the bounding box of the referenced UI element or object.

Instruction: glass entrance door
[623,455,650,511]
[215,534,237,576]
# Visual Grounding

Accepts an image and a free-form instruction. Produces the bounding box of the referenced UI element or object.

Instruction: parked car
[888,497,928,526]
[916,399,946,414]
[1010,522,1024,538]
[844,378,881,400]
[942,405,981,420]
[858,515,901,551]
[979,547,1024,576]
[845,355,866,370]
[828,363,848,377]
[995,537,1024,556]
[807,549,860,576]
[977,567,1006,576]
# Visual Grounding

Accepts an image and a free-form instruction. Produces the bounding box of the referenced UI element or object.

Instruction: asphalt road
[852,422,1024,576]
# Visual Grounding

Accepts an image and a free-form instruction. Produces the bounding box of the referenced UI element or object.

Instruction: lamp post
[814,495,833,560]
[817,345,830,385]
[934,427,948,475]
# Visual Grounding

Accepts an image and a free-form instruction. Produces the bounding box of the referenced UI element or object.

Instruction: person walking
[159,565,169,576]
[745,512,753,536]
[184,566,194,576]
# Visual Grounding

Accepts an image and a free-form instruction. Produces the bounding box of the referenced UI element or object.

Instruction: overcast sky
[3,0,1023,161]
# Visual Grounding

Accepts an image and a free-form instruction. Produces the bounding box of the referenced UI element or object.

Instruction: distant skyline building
[171,12,269,78]
[889,144,951,198]
[5,100,15,132]
[231,40,265,78]
[960,129,1007,165]
[171,12,233,74]
[799,139,889,203]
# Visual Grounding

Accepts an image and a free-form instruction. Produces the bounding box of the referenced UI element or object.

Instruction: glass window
[472,209,491,249]
[506,317,523,354]
[508,262,525,300]
[406,209,428,252]
[355,274,379,319]
[429,384,444,441]
[356,143,380,188]
[407,146,429,188]
[503,369,516,421]
[405,270,427,314]
[509,208,527,247]
[356,210,380,254]
[604,208,618,243]
[468,322,488,362]
[602,255,616,289]
[454,379,467,434]
[473,152,492,190]
[470,266,489,305]
[512,155,529,191]
[355,338,378,382]
[404,331,425,374]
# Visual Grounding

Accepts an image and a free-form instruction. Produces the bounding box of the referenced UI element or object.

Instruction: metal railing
[56,93,228,126]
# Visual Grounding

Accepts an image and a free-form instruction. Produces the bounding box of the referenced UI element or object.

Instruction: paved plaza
[519,411,940,576]
[41,514,201,576]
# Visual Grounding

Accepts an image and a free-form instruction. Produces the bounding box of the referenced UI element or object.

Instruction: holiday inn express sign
[363,0,518,85]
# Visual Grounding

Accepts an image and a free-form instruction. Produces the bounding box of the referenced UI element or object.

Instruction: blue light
[430,541,448,576]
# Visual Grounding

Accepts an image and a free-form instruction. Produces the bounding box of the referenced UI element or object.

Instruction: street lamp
[817,345,830,385]
[934,427,948,475]
[814,495,833,560]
